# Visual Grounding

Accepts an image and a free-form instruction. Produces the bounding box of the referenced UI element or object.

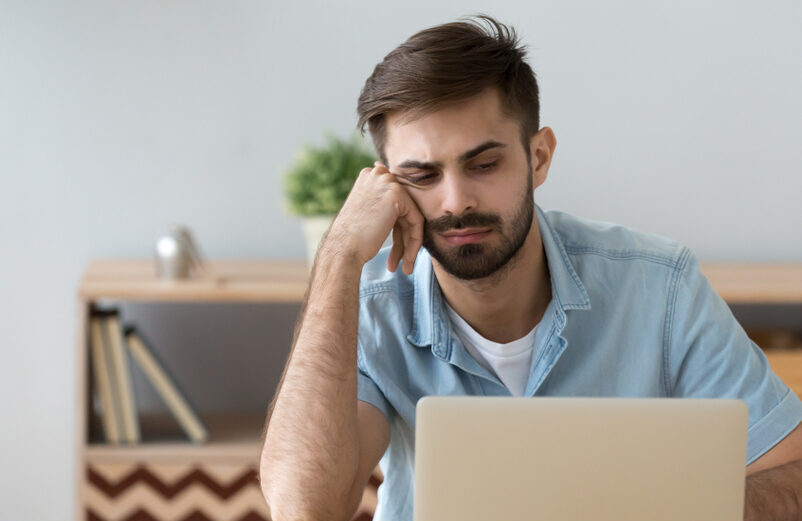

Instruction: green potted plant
[284,133,377,266]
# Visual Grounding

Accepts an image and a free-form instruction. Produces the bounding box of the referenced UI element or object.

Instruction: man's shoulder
[542,208,688,268]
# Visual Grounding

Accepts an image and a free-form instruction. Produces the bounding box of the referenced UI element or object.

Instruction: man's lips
[439,228,492,245]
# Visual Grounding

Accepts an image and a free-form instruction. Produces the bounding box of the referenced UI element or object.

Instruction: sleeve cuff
[746,388,802,465]
[358,371,394,422]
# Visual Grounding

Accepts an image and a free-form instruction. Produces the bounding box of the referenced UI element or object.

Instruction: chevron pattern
[87,507,266,521]
[85,461,383,521]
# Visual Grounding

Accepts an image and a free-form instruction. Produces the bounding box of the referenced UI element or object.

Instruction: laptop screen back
[414,397,747,521]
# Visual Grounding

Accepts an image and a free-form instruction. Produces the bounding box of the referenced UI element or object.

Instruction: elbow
[263,500,353,521]
[267,509,350,521]
[259,468,354,521]
[259,437,358,521]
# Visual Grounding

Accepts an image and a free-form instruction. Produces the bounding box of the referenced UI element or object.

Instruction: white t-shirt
[445,302,538,397]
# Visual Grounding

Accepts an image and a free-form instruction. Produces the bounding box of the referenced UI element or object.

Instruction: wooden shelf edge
[77,259,802,304]
[84,412,266,463]
[78,259,310,302]
[85,443,262,464]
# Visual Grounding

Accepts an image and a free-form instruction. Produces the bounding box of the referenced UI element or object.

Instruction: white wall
[1,1,800,519]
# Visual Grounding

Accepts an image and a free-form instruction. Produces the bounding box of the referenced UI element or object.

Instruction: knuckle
[389,182,407,196]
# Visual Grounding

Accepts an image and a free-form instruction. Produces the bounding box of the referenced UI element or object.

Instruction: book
[105,312,141,443]
[123,327,209,443]
[89,313,121,444]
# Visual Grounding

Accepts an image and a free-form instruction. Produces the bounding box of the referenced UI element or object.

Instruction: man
[260,15,802,521]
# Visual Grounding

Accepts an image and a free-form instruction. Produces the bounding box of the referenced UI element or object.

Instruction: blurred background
[1,1,800,520]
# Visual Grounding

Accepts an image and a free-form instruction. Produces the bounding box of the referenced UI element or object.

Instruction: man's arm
[743,422,802,521]
[745,459,802,520]
[259,163,423,521]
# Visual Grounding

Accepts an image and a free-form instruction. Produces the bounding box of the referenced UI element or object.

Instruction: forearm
[260,247,363,521]
[744,459,802,521]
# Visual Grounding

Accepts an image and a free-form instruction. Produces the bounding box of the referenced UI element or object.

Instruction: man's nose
[439,172,478,216]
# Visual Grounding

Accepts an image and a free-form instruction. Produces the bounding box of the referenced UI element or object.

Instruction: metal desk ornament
[154,225,208,280]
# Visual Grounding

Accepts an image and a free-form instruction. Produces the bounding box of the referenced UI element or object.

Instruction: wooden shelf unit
[75,259,802,521]
[75,259,309,521]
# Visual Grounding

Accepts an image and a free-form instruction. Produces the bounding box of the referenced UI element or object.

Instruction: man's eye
[408,173,438,184]
[471,161,498,172]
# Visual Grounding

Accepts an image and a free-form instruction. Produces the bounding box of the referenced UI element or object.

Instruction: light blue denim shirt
[356,204,802,521]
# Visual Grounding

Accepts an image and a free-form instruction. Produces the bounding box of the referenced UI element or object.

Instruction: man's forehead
[384,90,519,167]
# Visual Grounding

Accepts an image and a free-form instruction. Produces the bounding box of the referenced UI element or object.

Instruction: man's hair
[356,15,540,164]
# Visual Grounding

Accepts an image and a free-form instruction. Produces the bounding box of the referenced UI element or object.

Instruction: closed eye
[471,161,498,172]
[406,172,439,185]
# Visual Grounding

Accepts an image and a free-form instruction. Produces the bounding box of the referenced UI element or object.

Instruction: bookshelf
[75,260,311,521]
[75,259,802,521]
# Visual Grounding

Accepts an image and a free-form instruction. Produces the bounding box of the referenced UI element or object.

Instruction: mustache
[424,212,502,234]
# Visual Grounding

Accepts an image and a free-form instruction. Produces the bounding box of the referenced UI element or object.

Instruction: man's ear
[529,127,557,190]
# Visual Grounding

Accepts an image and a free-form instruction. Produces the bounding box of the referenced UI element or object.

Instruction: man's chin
[424,244,505,281]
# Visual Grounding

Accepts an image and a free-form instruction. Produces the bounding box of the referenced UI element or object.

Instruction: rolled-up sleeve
[666,249,802,464]
[357,339,394,422]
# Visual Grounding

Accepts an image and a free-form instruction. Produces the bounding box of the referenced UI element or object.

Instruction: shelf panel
[700,263,802,304]
[79,259,802,304]
[86,412,265,463]
[79,259,309,302]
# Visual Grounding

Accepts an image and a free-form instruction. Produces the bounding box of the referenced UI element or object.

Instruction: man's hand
[325,161,425,274]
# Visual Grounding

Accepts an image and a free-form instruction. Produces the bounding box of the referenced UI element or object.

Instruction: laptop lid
[414,397,747,521]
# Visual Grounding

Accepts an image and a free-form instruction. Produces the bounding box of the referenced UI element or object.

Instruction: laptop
[414,396,748,521]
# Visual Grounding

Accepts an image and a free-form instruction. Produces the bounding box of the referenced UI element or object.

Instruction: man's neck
[433,216,552,344]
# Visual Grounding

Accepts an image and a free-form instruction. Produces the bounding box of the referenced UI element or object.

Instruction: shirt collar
[535,203,591,312]
[407,203,590,349]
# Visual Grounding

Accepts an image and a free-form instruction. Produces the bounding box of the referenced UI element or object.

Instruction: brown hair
[356,15,540,164]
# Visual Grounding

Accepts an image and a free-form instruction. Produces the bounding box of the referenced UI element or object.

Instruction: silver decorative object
[154,225,205,280]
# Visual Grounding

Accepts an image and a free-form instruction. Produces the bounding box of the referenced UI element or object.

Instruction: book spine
[106,314,140,443]
[90,316,121,444]
[125,330,208,443]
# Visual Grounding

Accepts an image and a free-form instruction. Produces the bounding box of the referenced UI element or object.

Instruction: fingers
[387,224,403,273]
[389,191,424,274]
[373,160,418,188]
[396,211,424,275]
[373,160,388,174]
[372,159,424,275]
[388,219,421,275]
[404,220,424,274]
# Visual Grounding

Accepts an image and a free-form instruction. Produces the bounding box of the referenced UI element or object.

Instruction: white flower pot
[300,215,395,271]
[300,215,335,269]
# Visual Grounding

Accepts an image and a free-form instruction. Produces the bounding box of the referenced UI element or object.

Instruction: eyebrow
[396,140,507,170]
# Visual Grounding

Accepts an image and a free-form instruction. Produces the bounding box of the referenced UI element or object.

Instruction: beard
[422,171,534,281]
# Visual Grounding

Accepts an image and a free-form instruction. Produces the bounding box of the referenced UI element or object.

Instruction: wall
[0,1,800,519]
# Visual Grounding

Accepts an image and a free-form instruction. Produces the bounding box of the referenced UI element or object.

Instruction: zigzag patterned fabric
[85,462,383,521]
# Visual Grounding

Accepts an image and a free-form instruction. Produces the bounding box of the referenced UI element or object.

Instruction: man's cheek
[407,192,434,218]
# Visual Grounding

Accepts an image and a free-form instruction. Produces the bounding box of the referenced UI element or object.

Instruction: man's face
[384,88,538,280]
